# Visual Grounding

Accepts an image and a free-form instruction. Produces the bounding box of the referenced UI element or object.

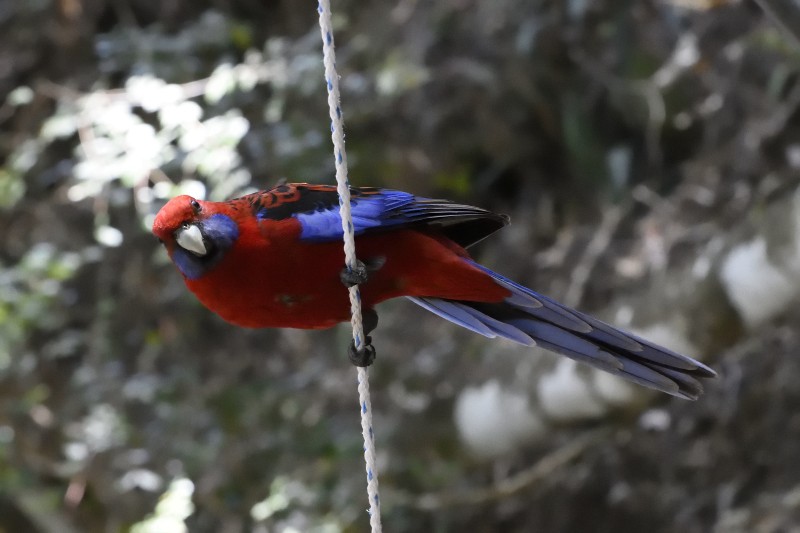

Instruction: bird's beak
[175,224,207,256]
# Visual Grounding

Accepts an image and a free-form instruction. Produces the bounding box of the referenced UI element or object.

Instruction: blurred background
[2,0,800,531]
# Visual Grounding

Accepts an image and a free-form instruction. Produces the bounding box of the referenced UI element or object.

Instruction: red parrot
[152,183,715,399]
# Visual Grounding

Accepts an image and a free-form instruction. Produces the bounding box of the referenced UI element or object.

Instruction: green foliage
[0,245,83,368]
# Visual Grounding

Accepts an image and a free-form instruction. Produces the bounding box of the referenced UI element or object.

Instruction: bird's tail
[407,261,716,400]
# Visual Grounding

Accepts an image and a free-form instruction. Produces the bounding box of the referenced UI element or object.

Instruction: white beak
[175,224,207,256]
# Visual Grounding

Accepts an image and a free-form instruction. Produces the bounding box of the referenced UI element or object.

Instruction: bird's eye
[190,199,201,213]
[181,222,190,230]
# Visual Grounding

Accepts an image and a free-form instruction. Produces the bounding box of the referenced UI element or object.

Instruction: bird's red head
[153,195,240,280]
[152,195,204,245]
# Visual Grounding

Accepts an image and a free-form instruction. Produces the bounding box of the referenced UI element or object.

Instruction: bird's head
[152,195,239,279]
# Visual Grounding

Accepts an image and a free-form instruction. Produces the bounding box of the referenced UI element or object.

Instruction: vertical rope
[317,2,382,531]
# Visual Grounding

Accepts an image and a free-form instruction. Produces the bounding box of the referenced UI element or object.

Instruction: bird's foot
[348,336,376,367]
[347,309,378,367]
[340,260,370,288]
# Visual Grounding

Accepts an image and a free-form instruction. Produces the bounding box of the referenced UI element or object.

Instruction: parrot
[152,182,715,399]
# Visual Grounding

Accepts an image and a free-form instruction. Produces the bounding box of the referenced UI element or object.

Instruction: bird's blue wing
[245,183,508,247]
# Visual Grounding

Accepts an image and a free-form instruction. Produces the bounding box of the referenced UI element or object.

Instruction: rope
[317,2,383,531]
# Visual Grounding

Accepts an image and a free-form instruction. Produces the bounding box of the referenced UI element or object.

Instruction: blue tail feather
[406,263,715,400]
[407,297,535,345]
[406,297,497,338]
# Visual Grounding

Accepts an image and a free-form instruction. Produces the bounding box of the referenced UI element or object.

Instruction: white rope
[317,2,383,531]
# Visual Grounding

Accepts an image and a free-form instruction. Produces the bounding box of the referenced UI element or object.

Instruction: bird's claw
[348,336,376,367]
[340,260,370,288]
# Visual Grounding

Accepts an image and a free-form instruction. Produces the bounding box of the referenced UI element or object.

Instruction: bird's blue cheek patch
[173,249,207,280]
[173,214,239,280]
[203,214,239,248]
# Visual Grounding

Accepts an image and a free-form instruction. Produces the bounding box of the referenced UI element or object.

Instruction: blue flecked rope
[316,2,383,531]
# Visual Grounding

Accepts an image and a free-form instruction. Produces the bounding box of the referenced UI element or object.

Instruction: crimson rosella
[152,182,715,399]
